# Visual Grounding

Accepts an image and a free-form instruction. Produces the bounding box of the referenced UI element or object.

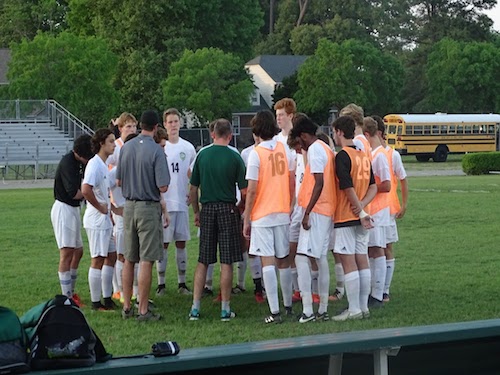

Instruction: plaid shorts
[199,202,243,265]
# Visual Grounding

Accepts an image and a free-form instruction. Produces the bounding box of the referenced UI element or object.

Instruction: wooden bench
[35,319,500,375]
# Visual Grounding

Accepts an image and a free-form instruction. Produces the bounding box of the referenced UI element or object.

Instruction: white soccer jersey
[241,144,255,167]
[274,131,296,170]
[295,152,305,199]
[162,138,196,212]
[107,138,126,207]
[83,155,113,230]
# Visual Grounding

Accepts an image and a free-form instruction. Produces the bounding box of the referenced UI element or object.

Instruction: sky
[485,4,500,31]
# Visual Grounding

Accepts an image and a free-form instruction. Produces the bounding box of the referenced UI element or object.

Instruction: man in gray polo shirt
[116,110,170,321]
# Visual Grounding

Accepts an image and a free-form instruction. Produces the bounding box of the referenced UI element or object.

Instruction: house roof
[246,55,308,83]
[0,49,11,84]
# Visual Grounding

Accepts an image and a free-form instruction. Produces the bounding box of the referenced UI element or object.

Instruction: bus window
[406,126,413,135]
[388,125,397,134]
[457,125,464,133]
[397,126,402,135]
[473,125,480,134]
[424,125,431,134]
[488,125,495,134]
[449,125,456,134]
[465,125,472,134]
[414,126,422,135]
[432,125,440,134]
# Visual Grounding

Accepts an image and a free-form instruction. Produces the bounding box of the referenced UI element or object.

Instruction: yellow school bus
[384,113,500,162]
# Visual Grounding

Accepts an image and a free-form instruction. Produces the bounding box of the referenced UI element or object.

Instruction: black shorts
[199,203,243,265]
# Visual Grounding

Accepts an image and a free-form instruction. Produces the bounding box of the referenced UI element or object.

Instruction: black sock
[253,278,263,293]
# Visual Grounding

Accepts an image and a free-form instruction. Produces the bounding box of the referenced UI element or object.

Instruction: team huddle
[50,98,408,323]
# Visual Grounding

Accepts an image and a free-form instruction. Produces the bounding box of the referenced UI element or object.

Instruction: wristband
[359,210,369,219]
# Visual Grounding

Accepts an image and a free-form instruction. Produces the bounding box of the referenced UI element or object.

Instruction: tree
[7,32,119,128]
[422,38,500,113]
[295,38,404,123]
[162,48,254,124]
[272,72,299,105]
[0,0,69,47]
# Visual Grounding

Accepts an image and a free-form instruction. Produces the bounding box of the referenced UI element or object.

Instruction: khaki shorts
[124,200,162,262]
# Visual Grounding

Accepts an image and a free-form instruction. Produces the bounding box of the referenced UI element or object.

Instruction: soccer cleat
[137,310,161,322]
[292,290,302,303]
[368,295,384,308]
[91,301,114,312]
[221,310,236,322]
[264,313,282,324]
[189,309,200,321]
[231,285,246,294]
[112,291,121,301]
[362,310,371,319]
[135,299,156,311]
[315,312,330,321]
[332,309,363,322]
[328,289,344,302]
[122,307,135,320]
[383,293,390,302]
[72,294,84,308]
[202,287,214,297]
[298,313,316,323]
[254,291,265,304]
[312,294,320,304]
[178,285,193,295]
[103,297,118,310]
[156,284,166,296]
[284,306,294,316]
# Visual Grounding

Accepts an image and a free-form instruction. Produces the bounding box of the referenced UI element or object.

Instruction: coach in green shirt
[189,119,248,322]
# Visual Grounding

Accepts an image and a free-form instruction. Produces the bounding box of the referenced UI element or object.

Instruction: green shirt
[190,145,248,204]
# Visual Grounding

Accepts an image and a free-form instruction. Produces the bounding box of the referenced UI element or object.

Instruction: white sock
[157,249,168,285]
[115,260,123,293]
[205,263,214,289]
[176,247,187,284]
[249,257,262,279]
[384,259,395,294]
[317,255,330,314]
[291,267,299,291]
[369,257,375,289]
[112,265,119,293]
[296,255,313,316]
[101,265,114,299]
[133,263,139,298]
[88,267,102,303]
[262,265,279,314]
[311,270,319,294]
[371,256,386,301]
[279,266,292,308]
[359,268,371,312]
[344,271,361,314]
[334,263,344,294]
[69,268,78,295]
[221,301,230,312]
[58,271,72,298]
[237,252,248,288]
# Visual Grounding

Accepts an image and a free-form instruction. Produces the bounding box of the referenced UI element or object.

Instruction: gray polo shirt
[116,134,170,201]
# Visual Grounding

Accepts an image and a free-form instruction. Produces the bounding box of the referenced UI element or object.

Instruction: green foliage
[7,31,119,128]
[295,39,404,123]
[0,0,69,47]
[162,48,254,124]
[422,38,500,113]
[462,152,500,175]
[272,72,299,106]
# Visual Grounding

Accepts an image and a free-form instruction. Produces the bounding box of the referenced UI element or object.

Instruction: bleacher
[0,100,93,179]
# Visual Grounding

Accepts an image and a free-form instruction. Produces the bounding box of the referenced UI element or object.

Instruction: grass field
[0,173,499,356]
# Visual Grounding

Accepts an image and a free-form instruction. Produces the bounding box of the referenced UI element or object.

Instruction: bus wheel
[416,155,431,162]
[433,145,448,162]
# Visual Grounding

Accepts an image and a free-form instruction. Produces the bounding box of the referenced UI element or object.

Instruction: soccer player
[332,115,377,322]
[362,117,391,308]
[373,115,408,302]
[156,108,196,296]
[189,119,247,321]
[290,115,335,323]
[240,134,265,303]
[82,128,117,311]
[107,112,137,303]
[243,110,294,324]
[51,134,94,306]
